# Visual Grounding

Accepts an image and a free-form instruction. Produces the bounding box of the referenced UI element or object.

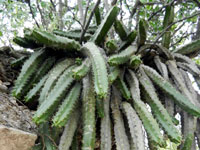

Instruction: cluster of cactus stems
[12,5,200,150]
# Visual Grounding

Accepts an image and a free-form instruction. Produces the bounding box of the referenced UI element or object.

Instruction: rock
[0,85,8,93]
[0,47,38,149]
[0,125,37,150]
[3,82,11,86]
[0,92,38,149]
[0,92,37,133]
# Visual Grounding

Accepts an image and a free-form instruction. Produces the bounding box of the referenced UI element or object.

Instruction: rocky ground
[0,46,38,150]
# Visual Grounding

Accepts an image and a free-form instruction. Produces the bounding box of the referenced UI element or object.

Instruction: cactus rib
[114,20,128,41]
[111,87,130,150]
[126,70,165,147]
[114,77,131,100]
[119,30,137,50]
[12,49,46,99]
[82,42,108,99]
[32,30,81,51]
[173,53,197,65]
[167,61,199,107]
[138,67,181,143]
[174,53,200,77]
[108,66,120,84]
[176,62,200,77]
[13,36,40,49]
[122,102,145,150]
[94,7,101,26]
[141,64,200,116]
[39,58,74,104]
[25,75,48,102]
[82,75,96,150]
[72,58,91,80]
[23,57,56,96]
[53,82,81,127]
[153,56,168,79]
[58,110,80,150]
[91,6,120,45]
[100,89,111,150]
[137,19,147,47]
[108,45,137,66]
[173,38,200,56]
[162,6,174,49]
[33,65,76,124]
[154,56,175,117]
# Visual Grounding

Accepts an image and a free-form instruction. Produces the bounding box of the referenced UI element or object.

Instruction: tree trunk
[78,0,84,25]
[58,0,64,30]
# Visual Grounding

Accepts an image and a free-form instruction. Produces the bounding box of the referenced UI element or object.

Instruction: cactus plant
[11,4,200,150]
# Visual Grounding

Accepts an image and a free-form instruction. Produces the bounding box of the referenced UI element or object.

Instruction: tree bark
[58,0,65,30]
[78,0,84,25]
[104,0,110,12]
